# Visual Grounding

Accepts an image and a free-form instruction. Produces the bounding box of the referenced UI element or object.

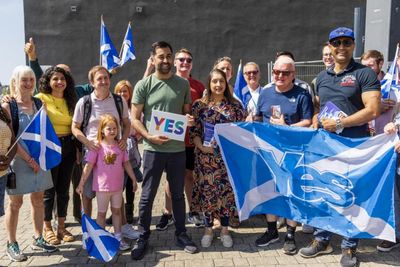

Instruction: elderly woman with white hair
[1,65,57,262]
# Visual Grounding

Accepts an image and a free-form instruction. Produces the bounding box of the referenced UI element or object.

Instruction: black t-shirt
[316,59,380,138]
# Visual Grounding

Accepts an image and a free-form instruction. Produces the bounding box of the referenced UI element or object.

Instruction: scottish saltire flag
[214,122,398,241]
[381,45,399,99]
[233,61,249,107]
[82,213,119,262]
[20,107,61,171]
[100,16,120,71]
[119,22,136,66]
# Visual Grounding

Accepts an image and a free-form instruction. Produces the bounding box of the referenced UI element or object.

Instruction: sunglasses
[330,39,354,48]
[244,70,259,76]
[176,57,192,63]
[272,70,293,76]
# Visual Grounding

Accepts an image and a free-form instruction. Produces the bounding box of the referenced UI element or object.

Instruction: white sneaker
[302,224,314,234]
[220,234,233,248]
[201,234,214,248]
[121,224,141,240]
[119,239,130,251]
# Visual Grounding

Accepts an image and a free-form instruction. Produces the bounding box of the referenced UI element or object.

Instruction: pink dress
[86,143,128,192]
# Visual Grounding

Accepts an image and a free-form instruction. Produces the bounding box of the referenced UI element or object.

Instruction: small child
[76,114,138,251]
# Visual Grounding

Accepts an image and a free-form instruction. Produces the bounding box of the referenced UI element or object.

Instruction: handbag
[6,166,16,189]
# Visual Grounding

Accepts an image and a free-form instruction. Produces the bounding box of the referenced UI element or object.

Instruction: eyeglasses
[244,70,259,76]
[176,57,192,63]
[272,70,293,76]
[330,39,354,48]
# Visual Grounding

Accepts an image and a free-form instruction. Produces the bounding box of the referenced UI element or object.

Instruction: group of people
[0,26,399,267]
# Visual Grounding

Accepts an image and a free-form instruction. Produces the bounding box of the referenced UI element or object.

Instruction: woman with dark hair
[36,66,78,245]
[190,69,246,248]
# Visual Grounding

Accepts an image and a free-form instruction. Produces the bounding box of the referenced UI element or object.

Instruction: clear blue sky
[0,0,25,86]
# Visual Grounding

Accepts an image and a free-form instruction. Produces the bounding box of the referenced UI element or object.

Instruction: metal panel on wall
[23,0,365,86]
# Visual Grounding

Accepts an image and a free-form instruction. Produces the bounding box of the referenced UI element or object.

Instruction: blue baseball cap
[329,27,355,41]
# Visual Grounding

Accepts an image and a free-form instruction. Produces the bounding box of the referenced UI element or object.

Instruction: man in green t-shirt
[131,41,198,260]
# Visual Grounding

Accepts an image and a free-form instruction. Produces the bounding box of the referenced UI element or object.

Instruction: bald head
[274,56,295,71]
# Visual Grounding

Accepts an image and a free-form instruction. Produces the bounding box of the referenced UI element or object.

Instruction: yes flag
[381,44,400,99]
[119,22,136,66]
[233,61,249,107]
[100,16,120,71]
[20,107,61,171]
[82,212,119,262]
[214,122,398,241]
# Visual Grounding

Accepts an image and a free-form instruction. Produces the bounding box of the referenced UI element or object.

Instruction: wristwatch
[335,118,344,132]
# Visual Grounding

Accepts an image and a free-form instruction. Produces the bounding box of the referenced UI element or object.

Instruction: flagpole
[5,106,44,157]
[99,14,103,66]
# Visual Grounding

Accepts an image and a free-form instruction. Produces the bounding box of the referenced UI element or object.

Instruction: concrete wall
[24,0,365,87]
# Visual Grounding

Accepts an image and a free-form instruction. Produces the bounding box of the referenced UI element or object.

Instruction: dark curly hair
[39,66,77,115]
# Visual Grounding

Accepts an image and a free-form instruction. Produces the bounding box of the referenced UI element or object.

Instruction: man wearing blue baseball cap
[299,27,381,267]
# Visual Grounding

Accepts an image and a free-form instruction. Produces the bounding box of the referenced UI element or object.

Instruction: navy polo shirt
[256,84,313,125]
[316,59,380,138]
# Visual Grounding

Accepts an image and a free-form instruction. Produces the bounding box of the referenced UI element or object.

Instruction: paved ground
[0,176,399,267]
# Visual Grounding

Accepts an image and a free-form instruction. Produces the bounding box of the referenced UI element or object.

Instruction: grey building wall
[24,0,365,87]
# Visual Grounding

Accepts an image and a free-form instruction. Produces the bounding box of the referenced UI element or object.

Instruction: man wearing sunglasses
[242,62,264,120]
[299,27,381,267]
[254,56,313,255]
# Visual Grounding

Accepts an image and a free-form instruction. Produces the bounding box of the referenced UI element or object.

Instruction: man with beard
[130,41,198,260]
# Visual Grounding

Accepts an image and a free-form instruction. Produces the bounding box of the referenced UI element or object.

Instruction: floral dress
[190,99,246,222]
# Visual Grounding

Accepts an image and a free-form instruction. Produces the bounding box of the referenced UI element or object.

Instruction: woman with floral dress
[190,69,246,248]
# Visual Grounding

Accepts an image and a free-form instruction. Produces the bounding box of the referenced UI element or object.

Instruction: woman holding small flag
[2,66,56,262]
[36,66,78,245]
[190,69,246,248]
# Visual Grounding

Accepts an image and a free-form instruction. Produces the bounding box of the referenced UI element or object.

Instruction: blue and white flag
[119,21,136,66]
[82,212,119,262]
[20,107,61,171]
[233,61,249,107]
[381,45,399,99]
[100,16,120,71]
[214,122,398,241]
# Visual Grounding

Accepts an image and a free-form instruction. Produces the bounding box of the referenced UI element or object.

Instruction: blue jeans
[314,228,358,249]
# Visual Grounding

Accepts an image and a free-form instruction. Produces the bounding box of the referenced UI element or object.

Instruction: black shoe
[377,239,400,252]
[105,215,112,225]
[283,233,297,255]
[131,238,148,260]
[255,230,279,247]
[176,232,198,254]
[340,248,357,267]
[126,214,134,225]
[156,213,174,231]
[299,239,333,258]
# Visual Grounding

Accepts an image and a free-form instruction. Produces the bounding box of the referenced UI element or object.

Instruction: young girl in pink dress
[77,114,138,250]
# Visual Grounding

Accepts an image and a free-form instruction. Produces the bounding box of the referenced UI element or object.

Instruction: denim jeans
[314,228,358,249]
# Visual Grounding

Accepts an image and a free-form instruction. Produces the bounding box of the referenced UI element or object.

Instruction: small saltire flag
[233,60,249,108]
[381,44,400,99]
[100,16,120,71]
[20,107,61,171]
[82,212,119,262]
[119,21,136,66]
[214,122,398,242]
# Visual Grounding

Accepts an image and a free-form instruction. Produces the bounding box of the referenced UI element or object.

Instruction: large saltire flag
[81,212,119,262]
[381,44,400,99]
[233,60,249,108]
[214,122,398,242]
[19,107,61,171]
[100,16,120,71]
[119,21,136,66]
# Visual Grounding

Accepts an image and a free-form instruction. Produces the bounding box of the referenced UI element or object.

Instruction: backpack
[9,97,42,135]
[80,93,124,135]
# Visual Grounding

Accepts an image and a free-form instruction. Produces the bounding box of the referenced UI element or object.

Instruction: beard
[157,63,172,74]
